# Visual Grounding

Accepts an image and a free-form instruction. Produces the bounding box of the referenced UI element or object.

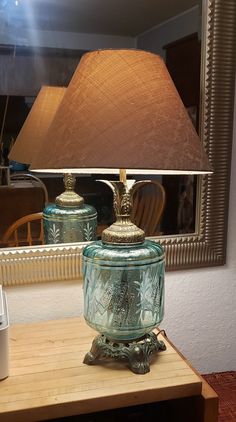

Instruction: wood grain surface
[0,317,202,421]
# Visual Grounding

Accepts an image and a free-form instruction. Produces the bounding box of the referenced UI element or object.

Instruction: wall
[0,27,135,50]
[0,23,136,96]
[137,6,199,57]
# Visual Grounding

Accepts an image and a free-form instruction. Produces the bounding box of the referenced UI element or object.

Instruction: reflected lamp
[9,86,97,244]
[31,50,211,373]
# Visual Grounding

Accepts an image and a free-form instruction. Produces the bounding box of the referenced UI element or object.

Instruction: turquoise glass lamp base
[83,239,165,372]
[43,203,97,244]
[83,178,166,373]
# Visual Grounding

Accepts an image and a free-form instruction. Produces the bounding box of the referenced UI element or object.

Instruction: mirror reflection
[0,0,200,248]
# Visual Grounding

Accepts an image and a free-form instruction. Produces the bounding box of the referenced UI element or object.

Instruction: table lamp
[9,86,97,244]
[30,49,211,373]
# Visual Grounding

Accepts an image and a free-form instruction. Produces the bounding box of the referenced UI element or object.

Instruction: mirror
[0,0,235,285]
[0,1,201,243]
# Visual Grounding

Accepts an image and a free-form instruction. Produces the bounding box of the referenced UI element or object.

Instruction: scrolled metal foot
[83,336,102,365]
[83,332,166,374]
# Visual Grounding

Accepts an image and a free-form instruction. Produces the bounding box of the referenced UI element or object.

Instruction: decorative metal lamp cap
[99,179,146,245]
[55,174,84,208]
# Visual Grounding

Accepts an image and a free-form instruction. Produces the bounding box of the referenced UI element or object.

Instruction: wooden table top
[0,317,202,421]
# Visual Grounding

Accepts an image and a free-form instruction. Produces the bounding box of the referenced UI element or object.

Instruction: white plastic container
[0,285,9,380]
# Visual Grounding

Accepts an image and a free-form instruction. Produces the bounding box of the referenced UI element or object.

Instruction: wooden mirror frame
[1,0,235,286]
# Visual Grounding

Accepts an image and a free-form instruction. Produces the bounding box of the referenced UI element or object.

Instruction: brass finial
[55,173,84,207]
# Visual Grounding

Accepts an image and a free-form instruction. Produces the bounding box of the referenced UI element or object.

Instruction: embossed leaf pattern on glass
[44,214,97,244]
[48,223,60,243]
[83,259,164,341]
[83,223,94,241]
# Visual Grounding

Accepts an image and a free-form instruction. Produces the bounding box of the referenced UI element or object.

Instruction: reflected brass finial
[55,173,84,207]
[99,179,148,245]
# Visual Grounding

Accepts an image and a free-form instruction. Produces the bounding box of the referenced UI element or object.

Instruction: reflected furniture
[162,33,200,235]
[0,177,47,241]
[2,212,43,248]
[0,317,218,422]
[131,180,166,236]
[0,166,10,186]
[97,179,166,237]
[10,173,49,204]
[163,33,201,112]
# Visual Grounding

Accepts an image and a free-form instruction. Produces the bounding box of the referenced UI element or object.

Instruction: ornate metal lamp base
[83,332,166,374]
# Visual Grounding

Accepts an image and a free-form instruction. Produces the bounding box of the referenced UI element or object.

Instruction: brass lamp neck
[55,173,84,208]
[99,179,146,245]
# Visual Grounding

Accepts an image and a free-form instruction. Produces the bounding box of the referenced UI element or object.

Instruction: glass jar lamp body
[43,204,97,244]
[83,240,164,341]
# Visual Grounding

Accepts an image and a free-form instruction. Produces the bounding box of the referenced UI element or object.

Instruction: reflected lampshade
[9,86,66,165]
[9,85,97,245]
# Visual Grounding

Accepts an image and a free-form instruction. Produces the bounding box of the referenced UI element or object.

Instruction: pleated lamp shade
[9,86,66,165]
[30,49,211,174]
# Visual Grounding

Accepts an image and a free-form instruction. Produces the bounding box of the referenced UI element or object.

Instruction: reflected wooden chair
[10,173,49,205]
[131,180,166,236]
[2,212,43,248]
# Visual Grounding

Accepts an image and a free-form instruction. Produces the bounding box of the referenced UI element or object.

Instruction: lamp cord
[157,329,167,338]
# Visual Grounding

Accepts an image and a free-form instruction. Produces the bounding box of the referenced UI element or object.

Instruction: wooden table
[0,317,218,421]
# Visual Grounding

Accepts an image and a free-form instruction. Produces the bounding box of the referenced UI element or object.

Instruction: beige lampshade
[30,49,211,174]
[9,86,66,165]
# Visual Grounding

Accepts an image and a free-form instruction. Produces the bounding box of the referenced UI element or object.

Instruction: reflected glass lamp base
[83,332,166,374]
[43,173,97,244]
[43,203,97,244]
